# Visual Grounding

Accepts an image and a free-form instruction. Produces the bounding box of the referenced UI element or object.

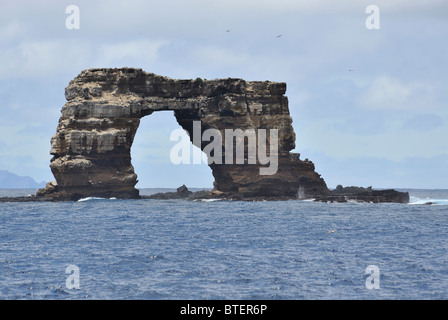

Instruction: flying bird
[348,69,355,72]
[276,34,282,38]
[226,29,231,32]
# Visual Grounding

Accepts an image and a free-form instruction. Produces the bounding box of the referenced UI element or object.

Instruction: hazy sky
[0,0,447,189]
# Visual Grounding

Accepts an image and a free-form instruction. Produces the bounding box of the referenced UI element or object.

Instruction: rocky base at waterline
[314,185,410,204]
[0,188,410,204]
[143,185,299,201]
[143,185,210,200]
[144,184,410,203]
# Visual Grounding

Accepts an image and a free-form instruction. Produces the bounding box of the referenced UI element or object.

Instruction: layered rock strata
[37,68,331,201]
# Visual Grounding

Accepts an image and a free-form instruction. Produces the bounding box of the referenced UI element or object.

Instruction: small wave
[347,199,363,204]
[197,199,223,202]
[77,197,117,202]
[409,197,448,206]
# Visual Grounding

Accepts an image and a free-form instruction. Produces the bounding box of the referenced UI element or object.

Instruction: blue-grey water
[1,188,447,300]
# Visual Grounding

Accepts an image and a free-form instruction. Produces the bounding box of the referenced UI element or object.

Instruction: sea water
[0,188,447,300]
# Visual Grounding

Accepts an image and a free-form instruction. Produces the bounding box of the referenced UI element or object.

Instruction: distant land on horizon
[0,169,446,194]
[0,170,46,189]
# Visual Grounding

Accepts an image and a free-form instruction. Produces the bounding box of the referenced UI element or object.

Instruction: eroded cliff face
[37,68,330,201]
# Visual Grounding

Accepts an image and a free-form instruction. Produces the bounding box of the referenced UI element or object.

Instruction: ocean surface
[0,188,447,300]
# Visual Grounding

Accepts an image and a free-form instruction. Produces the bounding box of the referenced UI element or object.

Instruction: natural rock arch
[37,68,330,201]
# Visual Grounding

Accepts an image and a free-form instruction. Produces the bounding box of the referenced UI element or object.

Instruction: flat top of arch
[65,67,287,101]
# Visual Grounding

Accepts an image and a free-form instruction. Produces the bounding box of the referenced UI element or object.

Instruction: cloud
[332,115,388,136]
[402,114,444,132]
[0,39,88,79]
[359,76,440,111]
[94,39,170,67]
[0,38,169,80]
[304,150,448,189]
[0,20,27,42]
[201,0,448,16]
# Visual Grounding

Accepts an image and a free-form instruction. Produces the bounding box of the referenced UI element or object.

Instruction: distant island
[0,170,45,189]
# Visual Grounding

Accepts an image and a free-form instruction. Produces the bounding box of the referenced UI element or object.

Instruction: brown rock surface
[37,68,330,201]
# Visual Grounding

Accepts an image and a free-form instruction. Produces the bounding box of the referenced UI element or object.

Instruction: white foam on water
[409,196,448,206]
[77,197,117,202]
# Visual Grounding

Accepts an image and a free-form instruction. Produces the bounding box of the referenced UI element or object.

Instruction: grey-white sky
[0,0,447,188]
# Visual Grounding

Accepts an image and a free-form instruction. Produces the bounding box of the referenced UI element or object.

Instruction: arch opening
[131,110,213,191]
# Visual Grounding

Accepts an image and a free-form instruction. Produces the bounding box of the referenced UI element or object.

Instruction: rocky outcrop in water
[37,68,330,201]
[314,185,410,204]
[144,185,194,200]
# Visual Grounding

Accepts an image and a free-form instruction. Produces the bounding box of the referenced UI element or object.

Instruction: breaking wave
[77,197,117,202]
[409,196,448,206]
